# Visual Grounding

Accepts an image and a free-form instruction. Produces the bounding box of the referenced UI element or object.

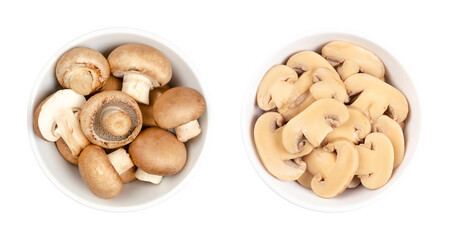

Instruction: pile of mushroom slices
[34,43,206,199]
[254,41,408,198]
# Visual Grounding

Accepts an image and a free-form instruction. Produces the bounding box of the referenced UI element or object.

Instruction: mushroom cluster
[254,41,408,198]
[34,44,206,199]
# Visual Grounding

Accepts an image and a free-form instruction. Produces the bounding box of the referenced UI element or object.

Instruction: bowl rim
[27,27,211,212]
[241,29,421,212]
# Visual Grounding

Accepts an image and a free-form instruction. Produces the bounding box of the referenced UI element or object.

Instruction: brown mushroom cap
[108,43,172,86]
[99,75,122,92]
[55,138,78,165]
[78,145,123,199]
[129,127,187,176]
[140,85,170,127]
[120,166,137,183]
[153,87,206,129]
[56,47,110,95]
[80,91,143,149]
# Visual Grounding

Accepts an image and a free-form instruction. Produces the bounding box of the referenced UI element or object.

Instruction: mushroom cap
[108,43,172,86]
[282,98,349,153]
[322,41,385,80]
[140,85,170,127]
[254,112,313,181]
[56,47,110,95]
[345,73,408,122]
[356,132,394,189]
[33,89,86,142]
[311,139,359,198]
[120,166,137,183]
[55,138,78,165]
[324,106,371,144]
[128,127,187,176]
[153,87,206,129]
[79,91,143,149]
[78,145,123,199]
[372,115,405,169]
[99,75,122,92]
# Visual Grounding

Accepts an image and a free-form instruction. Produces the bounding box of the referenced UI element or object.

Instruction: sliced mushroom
[296,171,314,189]
[79,91,142,149]
[348,176,361,189]
[310,67,348,103]
[345,73,408,122]
[278,92,316,121]
[129,127,187,176]
[34,89,90,159]
[254,112,313,181]
[78,145,134,199]
[153,87,206,142]
[286,51,338,76]
[356,133,394,189]
[303,147,336,178]
[372,115,405,169]
[322,41,385,80]
[56,47,110,95]
[108,43,172,104]
[282,99,349,153]
[323,106,371,144]
[139,85,170,127]
[99,75,122,92]
[311,139,359,198]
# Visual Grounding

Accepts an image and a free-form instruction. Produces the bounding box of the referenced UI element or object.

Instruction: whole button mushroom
[78,145,135,199]
[139,85,170,127]
[129,127,187,176]
[108,43,172,104]
[34,89,90,160]
[79,91,143,149]
[56,47,110,95]
[153,87,206,142]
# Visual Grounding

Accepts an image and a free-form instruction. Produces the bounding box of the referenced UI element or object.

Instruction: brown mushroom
[56,47,110,95]
[153,87,206,142]
[55,138,78,165]
[129,127,187,176]
[120,166,137,183]
[108,43,172,104]
[139,85,170,127]
[99,75,122,92]
[79,91,142,149]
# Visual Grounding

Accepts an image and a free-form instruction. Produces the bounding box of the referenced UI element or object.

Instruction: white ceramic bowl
[28,28,209,212]
[242,31,421,212]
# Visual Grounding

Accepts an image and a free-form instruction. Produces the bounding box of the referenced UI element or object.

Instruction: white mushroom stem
[175,120,201,142]
[135,168,163,184]
[54,108,90,157]
[66,68,95,95]
[107,148,134,175]
[122,72,159,104]
[100,106,132,136]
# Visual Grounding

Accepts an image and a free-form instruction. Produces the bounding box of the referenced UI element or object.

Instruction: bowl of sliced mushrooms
[28,28,208,212]
[242,31,421,212]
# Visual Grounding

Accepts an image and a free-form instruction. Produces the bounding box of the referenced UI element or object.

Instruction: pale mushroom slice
[79,91,143,149]
[282,99,349,154]
[323,106,371,144]
[277,87,315,121]
[153,87,206,142]
[322,41,385,80]
[356,133,394,190]
[297,147,336,189]
[345,73,408,122]
[296,171,314,189]
[254,112,313,181]
[372,115,405,169]
[108,43,172,104]
[34,89,90,159]
[56,47,110,95]
[139,85,170,127]
[311,139,359,198]
[310,67,348,103]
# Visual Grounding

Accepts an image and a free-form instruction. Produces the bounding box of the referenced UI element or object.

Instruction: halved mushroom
[34,89,90,159]
[78,145,135,199]
[356,133,394,189]
[153,87,206,142]
[139,85,170,127]
[108,43,172,104]
[323,106,371,144]
[129,127,187,176]
[79,91,143,149]
[345,73,408,122]
[322,41,385,80]
[372,115,405,169]
[56,47,110,95]
[282,99,349,154]
[99,75,122,92]
[254,112,313,181]
[311,139,359,198]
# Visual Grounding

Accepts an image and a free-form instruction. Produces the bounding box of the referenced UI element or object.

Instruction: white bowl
[28,28,209,212]
[241,31,421,212]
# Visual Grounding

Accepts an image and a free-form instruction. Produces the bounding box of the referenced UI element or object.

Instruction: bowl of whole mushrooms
[242,31,421,212]
[28,28,208,212]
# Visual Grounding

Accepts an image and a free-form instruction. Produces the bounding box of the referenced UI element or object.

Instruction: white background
[1,0,451,239]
